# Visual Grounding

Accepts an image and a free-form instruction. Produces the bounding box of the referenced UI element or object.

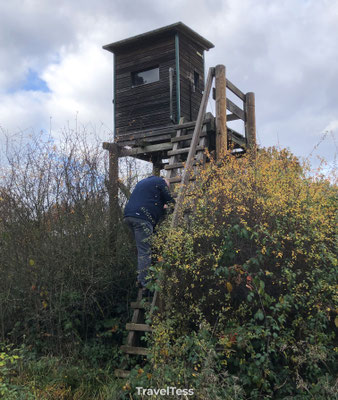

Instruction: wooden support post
[109,143,119,258]
[215,64,227,160]
[152,162,162,176]
[245,92,256,152]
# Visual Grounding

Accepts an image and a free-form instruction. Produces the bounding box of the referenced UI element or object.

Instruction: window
[194,71,200,90]
[131,66,159,87]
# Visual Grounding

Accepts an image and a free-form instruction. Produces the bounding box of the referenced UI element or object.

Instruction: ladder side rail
[171,67,215,228]
[215,64,227,159]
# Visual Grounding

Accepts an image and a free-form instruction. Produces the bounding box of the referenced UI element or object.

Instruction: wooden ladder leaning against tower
[115,65,256,378]
[115,67,215,378]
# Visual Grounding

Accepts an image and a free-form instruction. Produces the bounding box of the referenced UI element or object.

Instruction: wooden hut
[103,22,214,158]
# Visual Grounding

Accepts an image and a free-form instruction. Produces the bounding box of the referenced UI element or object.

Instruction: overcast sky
[0,0,337,169]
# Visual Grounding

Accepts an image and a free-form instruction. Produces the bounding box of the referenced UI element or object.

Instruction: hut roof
[103,22,214,53]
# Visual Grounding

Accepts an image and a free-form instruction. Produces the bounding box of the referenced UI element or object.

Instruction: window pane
[132,67,159,86]
[194,71,199,89]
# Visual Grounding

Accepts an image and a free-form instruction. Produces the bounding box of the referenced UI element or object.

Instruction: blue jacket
[124,176,174,227]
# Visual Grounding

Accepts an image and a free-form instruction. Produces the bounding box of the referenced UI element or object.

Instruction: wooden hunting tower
[103,24,257,377]
[103,22,214,152]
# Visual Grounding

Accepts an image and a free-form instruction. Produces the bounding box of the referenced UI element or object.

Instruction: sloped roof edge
[103,22,214,53]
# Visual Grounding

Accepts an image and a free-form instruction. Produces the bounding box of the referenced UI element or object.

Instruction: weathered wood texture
[226,79,245,101]
[171,67,215,227]
[113,30,210,139]
[114,369,130,378]
[131,301,150,309]
[114,113,214,147]
[226,98,245,121]
[114,35,177,136]
[245,92,256,151]
[120,345,149,356]
[126,323,152,332]
[179,34,205,122]
[215,64,227,159]
[126,289,144,347]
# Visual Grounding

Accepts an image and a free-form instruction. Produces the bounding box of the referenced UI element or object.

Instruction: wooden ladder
[115,67,215,379]
[165,119,208,185]
[114,289,151,378]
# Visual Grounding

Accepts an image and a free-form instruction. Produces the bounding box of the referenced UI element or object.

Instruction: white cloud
[323,120,338,133]
[0,0,337,166]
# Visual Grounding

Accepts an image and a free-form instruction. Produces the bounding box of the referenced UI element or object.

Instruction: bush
[0,129,137,356]
[144,148,337,399]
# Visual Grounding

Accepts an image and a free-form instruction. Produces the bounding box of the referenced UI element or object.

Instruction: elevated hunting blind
[103,22,214,141]
[103,23,257,377]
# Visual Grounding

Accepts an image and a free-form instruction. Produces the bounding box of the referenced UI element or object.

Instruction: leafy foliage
[144,148,337,399]
[0,129,137,356]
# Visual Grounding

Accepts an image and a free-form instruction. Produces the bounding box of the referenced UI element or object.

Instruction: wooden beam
[126,323,152,332]
[167,145,204,157]
[117,134,173,147]
[119,142,172,157]
[168,175,196,184]
[171,67,215,228]
[164,161,199,170]
[228,129,247,148]
[226,79,246,101]
[115,369,130,378]
[131,301,150,309]
[108,144,119,259]
[126,289,143,347]
[118,180,131,199]
[245,92,257,151]
[114,114,214,144]
[103,142,113,150]
[171,131,207,143]
[227,113,241,121]
[226,98,245,121]
[120,345,148,356]
[215,64,227,159]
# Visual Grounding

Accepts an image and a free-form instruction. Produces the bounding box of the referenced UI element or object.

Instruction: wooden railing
[214,64,256,158]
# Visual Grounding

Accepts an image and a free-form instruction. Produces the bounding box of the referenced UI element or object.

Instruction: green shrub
[144,148,337,399]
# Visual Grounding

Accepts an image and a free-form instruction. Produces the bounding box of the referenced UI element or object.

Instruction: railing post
[215,65,227,160]
[245,92,256,152]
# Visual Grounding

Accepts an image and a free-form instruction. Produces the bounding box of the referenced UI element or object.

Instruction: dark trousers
[124,216,153,287]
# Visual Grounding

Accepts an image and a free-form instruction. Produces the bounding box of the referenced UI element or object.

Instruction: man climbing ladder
[123,175,174,291]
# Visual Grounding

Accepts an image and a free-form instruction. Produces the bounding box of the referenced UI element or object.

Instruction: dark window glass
[194,71,200,89]
[132,67,159,86]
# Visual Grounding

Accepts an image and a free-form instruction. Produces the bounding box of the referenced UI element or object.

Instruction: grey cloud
[0,0,337,167]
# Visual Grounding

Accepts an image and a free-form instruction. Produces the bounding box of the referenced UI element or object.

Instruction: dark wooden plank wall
[115,36,177,136]
[179,34,205,122]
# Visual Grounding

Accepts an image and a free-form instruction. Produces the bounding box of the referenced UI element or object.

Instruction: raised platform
[103,112,247,163]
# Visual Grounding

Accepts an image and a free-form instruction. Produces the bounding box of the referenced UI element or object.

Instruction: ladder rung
[131,301,150,309]
[115,369,130,378]
[171,131,206,143]
[126,323,152,332]
[167,145,204,157]
[168,176,196,184]
[165,162,184,170]
[121,345,149,355]
[165,161,200,170]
